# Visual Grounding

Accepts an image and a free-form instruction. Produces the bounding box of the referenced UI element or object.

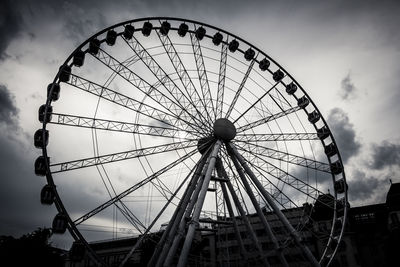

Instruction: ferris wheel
[34,17,348,267]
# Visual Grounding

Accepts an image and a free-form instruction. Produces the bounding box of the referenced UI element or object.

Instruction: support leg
[228,143,320,267]
[218,158,270,267]
[147,153,209,267]
[176,140,222,267]
[227,149,289,267]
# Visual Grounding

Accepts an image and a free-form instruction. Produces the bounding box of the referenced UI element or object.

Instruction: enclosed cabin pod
[70,241,86,261]
[273,69,284,82]
[89,38,101,55]
[330,160,343,175]
[286,82,297,95]
[123,25,135,40]
[334,219,343,234]
[259,58,270,71]
[59,65,71,82]
[178,23,189,37]
[47,83,60,101]
[228,40,239,52]
[297,96,310,109]
[244,48,255,61]
[72,50,85,67]
[40,185,55,205]
[52,213,68,234]
[35,156,49,176]
[38,104,52,123]
[336,197,350,216]
[324,143,338,157]
[212,32,223,46]
[308,110,321,124]
[160,21,171,35]
[195,26,206,40]
[329,236,339,250]
[34,129,49,149]
[334,179,347,194]
[317,126,330,140]
[106,30,117,46]
[142,21,153,36]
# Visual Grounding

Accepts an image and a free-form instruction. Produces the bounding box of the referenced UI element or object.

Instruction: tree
[0,228,66,267]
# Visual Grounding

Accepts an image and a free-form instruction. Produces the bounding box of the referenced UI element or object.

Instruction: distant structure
[65,183,400,267]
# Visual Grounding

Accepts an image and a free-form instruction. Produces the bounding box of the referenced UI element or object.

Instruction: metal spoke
[118,159,198,267]
[235,141,331,173]
[155,28,212,126]
[225,58,256,118]
[51,140,197,173]
[216,39,228,119]
[235,146,333,210]
[235,132,319,142]
[190,30,216,119]
[91,47,206,135]
[123,35,212,132]
[234,79,282,124]
[73,148,197,225]
[67,73,201,137]
[48,112,197,140]
[237,106,302,133]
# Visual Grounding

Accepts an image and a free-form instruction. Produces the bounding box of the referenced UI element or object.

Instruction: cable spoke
[225,58,256,118]
[49,112,197,140]
[235,146,329,207]
[123,34,212,132]
[155,28,212,127]
[236,106,302,133]
[216,39,228,119]
[67,73,201,137]
[50,140,197,173]
[73,148,197,225]
[227,143,320,266]
[235,141,331,173]
[235,132,319,142]
[233,78,282,124]
[190,29,216,119]
[118,159,198,267]
[91,47,206,135]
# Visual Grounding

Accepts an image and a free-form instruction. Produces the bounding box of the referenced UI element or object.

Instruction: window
[354,212,376,223]
[391,213,399,225]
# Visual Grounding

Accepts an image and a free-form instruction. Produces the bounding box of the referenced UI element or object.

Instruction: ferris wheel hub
[213,118,236,141]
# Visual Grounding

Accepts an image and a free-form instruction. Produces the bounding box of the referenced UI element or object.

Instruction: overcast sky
[1,0,400,249]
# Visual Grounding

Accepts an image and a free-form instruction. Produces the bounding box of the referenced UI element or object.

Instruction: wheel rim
[37,17,349,267]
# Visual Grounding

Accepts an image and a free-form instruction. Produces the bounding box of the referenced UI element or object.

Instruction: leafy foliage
[0,228,66,267]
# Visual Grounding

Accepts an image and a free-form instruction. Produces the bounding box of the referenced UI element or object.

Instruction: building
[67,183,400,267]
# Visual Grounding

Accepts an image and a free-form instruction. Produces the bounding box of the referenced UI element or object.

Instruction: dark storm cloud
[339,73,357,100]
[327,108,360,163]
[347,170,379,202]
[370,141,400,170]
[0,84,19,126]
[347,170,391,204]
[60,1,108,44]
[0,0,22,60]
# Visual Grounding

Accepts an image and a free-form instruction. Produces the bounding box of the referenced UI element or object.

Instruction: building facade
[66,183,400,267]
